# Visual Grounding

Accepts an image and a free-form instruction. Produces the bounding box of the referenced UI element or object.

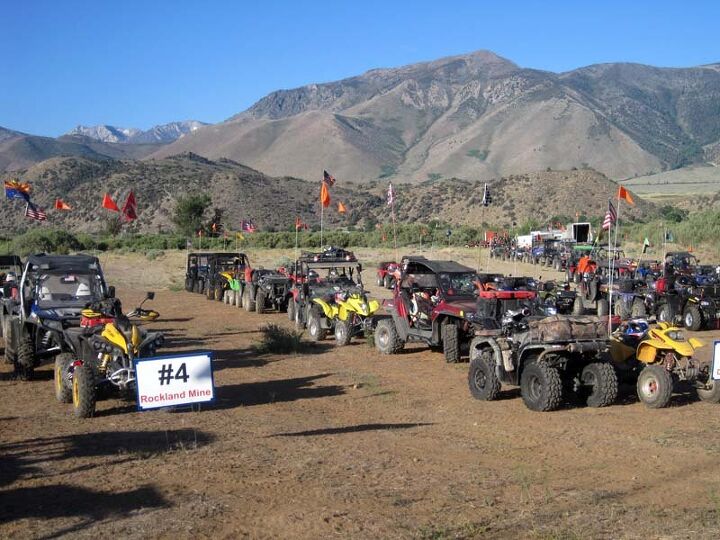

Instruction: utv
[374,256,482,362]
[244,269,292,314]
[468,313,617,411]
[1,254,112,380]
[184,252,250,302]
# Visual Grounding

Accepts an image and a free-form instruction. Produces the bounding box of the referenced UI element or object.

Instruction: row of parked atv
[0,254,164,418]
[186,248,720,412]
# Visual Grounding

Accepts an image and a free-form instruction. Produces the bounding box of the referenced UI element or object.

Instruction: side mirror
[108,286,116,298]
[147,291,155,300]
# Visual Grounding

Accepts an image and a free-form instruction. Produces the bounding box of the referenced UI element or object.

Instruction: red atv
[374,256,482,362]
[376,261,400,289]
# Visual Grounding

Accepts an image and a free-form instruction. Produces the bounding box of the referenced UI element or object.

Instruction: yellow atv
[610,321,720,408]
[312,289,380,346]
[58,298,164,418]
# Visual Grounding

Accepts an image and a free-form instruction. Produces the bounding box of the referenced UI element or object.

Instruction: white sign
[713,342,720,381]
[134,352,214,410]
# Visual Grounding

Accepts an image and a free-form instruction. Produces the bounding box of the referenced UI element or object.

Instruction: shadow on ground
[212,373,346,409]
[269,422,434,437]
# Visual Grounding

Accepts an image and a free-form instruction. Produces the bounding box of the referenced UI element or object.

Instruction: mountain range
[3,52,720,183]
[66,120,208,144]
[150,50,720,183]
[0,120,206,172]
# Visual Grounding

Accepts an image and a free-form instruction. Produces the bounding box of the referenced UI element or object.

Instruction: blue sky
[2,0,719,136]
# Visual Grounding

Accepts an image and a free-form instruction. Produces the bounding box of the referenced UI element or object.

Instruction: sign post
[134,351,214,410]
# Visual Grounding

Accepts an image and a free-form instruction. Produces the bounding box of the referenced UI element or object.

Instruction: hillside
[0,155,650,235]
[624,163,720,203]
[151,51,720,183]
[0,131,162,171]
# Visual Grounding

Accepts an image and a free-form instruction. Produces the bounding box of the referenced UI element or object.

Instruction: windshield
[35,271,105,308]
[438,272,478,297]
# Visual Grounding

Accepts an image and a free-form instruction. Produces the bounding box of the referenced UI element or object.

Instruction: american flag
[323,170,336,187]
[481,183,492,207]
[602,200,616,230]
[25,202,47,221]
[241,219,256,233]
[387,182,395,206]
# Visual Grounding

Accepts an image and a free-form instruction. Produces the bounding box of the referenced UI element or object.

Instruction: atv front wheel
[520,362,563,412]
[657,304,675,324]
[54,353,74,403]
[214,285,223,302]
[614,298,631,320]
[683,304,703,331]
[243,288,255,312]
[697,378,720,403]
[307,308,327,341]
[72,364,96,418]
[334,319,352,346]
[637,364,673,408]
[596,299,609,317]
[3,318,17,365]
[572,297,584,316]
[374,318,404,354]
[579,362,618,408]
[255,290,266,314]
[287,298,296,321]
[223,290,233,305]
[442,322,460,363]
[16,331,35,381]
[468,348,500,401]
[631,298,647,318]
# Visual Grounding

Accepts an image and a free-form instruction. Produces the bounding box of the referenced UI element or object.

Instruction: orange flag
[617,185,634,205]
[102,193,120,212]
[320,182,330,208]
[338,201,346,214]
[54,198,71,210]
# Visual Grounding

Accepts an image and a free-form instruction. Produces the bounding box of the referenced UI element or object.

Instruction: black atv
[244,269,292,314]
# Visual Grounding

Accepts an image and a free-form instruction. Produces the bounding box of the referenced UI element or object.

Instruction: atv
[1,254,113,380]
[609,320,719,408]
[244,269,292,314]
[314,286,380,346]
[468,312,618,411]
[290,248,366,341]
[374,256,482,362]
[57,295,164,418]
[376,261,399,289]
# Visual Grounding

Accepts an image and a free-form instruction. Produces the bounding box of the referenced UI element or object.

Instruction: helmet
[75,283,91,296]
[624,320,649,338]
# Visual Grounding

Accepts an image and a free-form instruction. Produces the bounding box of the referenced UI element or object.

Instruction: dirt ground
[2,249,720,539]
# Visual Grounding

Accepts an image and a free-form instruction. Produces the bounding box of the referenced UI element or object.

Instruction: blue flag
[4,180,30,202]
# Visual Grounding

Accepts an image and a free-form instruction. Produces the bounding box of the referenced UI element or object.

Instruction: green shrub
[255,324,306,354]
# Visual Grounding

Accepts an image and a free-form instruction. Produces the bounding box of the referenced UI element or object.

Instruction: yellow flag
[235,232,244,241]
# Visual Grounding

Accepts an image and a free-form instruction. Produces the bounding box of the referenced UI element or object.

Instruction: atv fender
[312,298,338,320]
[387,309,411,341]
[469,337,510,381]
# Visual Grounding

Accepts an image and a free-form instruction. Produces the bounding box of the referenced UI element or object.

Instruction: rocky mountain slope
[152,51,720,183]
[0,154,651,235]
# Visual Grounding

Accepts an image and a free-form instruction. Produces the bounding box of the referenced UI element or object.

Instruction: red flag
[617,185,634,205]
[211,222,217,233]
[121,191,137,221]
[337,201,347,214]
[102,193,120,212]
[54,198,71,211]
[320,182,330,208]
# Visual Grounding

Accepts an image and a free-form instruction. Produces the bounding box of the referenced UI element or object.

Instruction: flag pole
[391,197,398,263]
[295,223,299,264]
[320,202,324,250]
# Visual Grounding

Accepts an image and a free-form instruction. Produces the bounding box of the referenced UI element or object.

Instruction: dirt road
[2,250,720,539]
